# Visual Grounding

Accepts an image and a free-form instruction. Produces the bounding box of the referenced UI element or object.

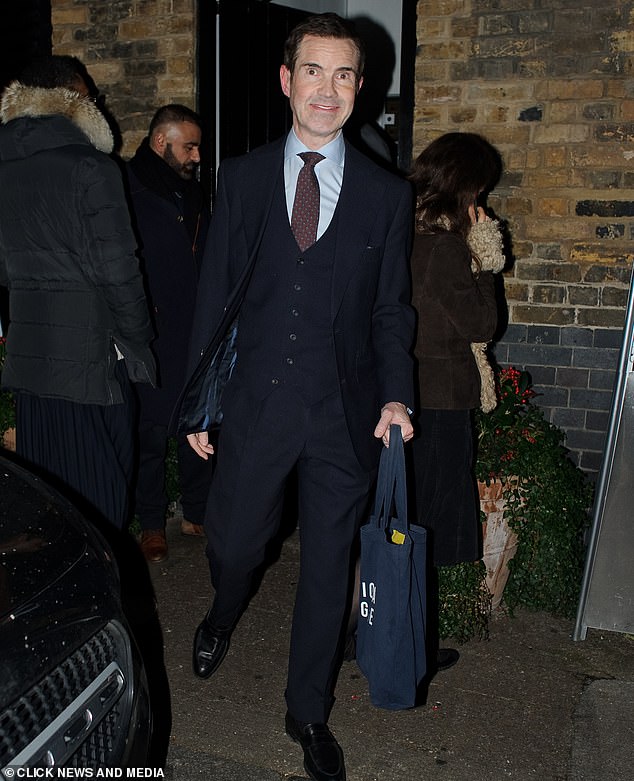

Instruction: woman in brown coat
[410,132,505,667]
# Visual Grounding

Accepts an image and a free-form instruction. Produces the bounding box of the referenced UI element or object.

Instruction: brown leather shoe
[181,519,204,536]
[140,530,168,562]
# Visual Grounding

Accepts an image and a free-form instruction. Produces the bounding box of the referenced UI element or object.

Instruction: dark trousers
[135,421,214,530]
[205,385,373,724]
[15,361,135,530]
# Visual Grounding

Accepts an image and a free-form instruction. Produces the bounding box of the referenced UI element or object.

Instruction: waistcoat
[234,172,340,405]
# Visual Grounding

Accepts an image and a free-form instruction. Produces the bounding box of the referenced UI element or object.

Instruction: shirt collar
[285,128,345,168]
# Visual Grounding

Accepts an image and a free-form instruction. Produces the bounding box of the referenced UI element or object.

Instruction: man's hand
[374,402,413,446]
[187,431,215,459]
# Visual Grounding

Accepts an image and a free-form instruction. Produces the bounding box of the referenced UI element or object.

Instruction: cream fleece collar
[0,82,114,154]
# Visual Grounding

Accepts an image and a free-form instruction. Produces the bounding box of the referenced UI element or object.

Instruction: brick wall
[51,0,197,157]
[414,0,634,473]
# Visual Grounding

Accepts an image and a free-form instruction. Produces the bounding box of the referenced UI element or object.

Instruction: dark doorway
[218,0,308,158]
[197,0,309,199]
[397,0,417,171]
[0,1,52,329]
[0,1,52,91]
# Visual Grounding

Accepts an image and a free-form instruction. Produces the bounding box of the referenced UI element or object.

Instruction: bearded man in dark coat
[126,105,212,562]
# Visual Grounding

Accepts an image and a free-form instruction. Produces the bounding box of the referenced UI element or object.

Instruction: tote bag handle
[371,424,408,539]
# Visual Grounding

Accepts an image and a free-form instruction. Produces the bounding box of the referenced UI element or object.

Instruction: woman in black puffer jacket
[0,56,155,528]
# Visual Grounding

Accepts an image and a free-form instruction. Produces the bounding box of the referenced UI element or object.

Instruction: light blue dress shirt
[284,129,345,241]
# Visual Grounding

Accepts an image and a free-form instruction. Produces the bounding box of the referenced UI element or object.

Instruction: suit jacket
[175,136,415,471]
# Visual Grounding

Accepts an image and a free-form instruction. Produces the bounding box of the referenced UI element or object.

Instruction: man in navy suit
[179,14,414,781]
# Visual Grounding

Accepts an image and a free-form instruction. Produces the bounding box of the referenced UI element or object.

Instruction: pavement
[142,514,634,781]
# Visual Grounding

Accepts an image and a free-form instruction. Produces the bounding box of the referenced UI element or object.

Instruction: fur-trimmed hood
[0,82,113,155]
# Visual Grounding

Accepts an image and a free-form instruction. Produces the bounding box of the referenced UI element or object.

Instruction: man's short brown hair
[283,13,365,80]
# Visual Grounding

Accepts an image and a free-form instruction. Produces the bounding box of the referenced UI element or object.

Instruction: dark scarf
[129,136,204,244]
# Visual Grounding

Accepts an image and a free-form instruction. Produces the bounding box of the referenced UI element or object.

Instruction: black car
[0,455,152,771]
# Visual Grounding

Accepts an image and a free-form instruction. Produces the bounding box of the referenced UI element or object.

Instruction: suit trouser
[204,384,373,723]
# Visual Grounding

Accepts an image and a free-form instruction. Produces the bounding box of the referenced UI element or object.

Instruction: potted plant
[437,366,593,641]
[0,336,16,450]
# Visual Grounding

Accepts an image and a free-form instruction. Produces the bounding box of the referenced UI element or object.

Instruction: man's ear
[357,75,364,94]
[150,131,166,154]
[280,64,291,98]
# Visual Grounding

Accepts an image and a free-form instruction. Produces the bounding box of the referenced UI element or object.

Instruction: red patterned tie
[291,151,325,252]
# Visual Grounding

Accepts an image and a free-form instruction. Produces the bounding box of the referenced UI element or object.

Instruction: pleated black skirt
[15,361,135,530]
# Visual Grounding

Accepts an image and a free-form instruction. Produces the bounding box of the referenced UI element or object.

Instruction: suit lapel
[240,138,285,256]
[331,143,386,318]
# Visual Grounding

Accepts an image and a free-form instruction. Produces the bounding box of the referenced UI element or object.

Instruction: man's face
[154,121,201,180]
[280,35,362,150]
[73,77,90,97]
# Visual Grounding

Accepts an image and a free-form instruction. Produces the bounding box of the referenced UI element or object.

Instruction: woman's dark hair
[283,12,365,81]
[409,132,502,239]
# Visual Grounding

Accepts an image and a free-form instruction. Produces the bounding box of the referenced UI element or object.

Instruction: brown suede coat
[412,231,497,410]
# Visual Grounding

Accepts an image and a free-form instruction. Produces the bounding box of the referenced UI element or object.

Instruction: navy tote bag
[356,424,427,710]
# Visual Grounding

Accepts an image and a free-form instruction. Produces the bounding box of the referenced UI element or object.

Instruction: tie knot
[298,151,325,169]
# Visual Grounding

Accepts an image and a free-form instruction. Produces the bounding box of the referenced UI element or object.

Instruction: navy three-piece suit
[177,134,415,722]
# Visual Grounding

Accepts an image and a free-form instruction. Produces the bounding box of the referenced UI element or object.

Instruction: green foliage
[129,515,141,536]
[0,337,16,438]
[475,366,593,618]
[165,437,180,509]
[475,367,556,481]
[0,389,15,439]
[498,457,591,617]
[437,366,593,641]
[437,560,491,643]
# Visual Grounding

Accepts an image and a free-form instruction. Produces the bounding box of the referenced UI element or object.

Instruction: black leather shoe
[436,647,460,671]
[192,616,231,679]
[285,711,346,781]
